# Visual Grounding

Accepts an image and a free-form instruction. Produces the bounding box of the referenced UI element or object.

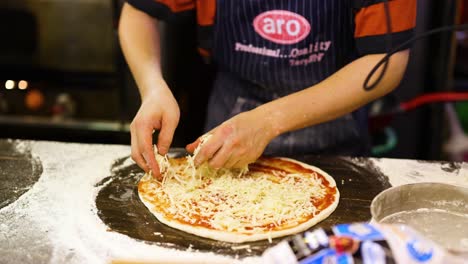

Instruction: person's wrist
[253,106,284,142]
[140,77,167,100]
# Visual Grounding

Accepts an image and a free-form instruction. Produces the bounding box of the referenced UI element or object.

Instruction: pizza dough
[138,152,339,243]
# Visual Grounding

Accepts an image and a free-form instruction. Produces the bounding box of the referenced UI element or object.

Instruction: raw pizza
[138,151,339,243]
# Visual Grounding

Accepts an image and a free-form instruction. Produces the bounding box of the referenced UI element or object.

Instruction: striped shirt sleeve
[126,0,195,21]
[354,0,417,55]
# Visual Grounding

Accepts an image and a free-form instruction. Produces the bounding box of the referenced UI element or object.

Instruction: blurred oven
[0,0,129,144]
[0,0,115,73]
[0,0,212,146]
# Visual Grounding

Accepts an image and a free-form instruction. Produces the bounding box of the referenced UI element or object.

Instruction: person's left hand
[186,109,279,168]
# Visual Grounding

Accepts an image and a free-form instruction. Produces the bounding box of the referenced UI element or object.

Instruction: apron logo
[253,10,311,45]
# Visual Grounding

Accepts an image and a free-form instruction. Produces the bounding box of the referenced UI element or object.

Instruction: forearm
[118,3,166,99]
[257,50,410,136]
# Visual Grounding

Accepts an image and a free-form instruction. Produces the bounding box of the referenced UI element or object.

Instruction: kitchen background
[0,0,466,161]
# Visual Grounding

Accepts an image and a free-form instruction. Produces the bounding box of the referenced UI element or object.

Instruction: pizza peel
[96,149,391,258]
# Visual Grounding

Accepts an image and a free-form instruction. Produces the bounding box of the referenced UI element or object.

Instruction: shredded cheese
[144,137,327,234]
[153,145,170,174]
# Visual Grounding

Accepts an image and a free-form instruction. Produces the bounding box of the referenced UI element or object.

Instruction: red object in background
[329,236,360,255]
[51,93,76,119]
[51,104,65,116]
[369,92,468,132]
[25,89,44,111]
[400,92,468,111]
[459,0,468,24]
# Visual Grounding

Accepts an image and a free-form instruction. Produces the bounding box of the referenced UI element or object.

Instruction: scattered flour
[0,140,260,264]
[5,141,466,263]
[370,158,468,188]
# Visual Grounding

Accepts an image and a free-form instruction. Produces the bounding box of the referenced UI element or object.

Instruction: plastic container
[261,222,466,264]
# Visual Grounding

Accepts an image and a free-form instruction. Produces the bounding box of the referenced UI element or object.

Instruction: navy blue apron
[205,0,370,156]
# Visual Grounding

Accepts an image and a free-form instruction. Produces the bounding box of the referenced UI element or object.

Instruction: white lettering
[276,19,285,34]
[262,18,301,37]
[286,20,300,36]
[320,41,332,51]
[289,48,309,58]
[234,42,282,58]
[289,53,325,66]
[263,18,275,34]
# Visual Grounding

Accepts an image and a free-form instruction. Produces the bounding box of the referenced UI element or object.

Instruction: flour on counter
[369,158,468,188]
[0,141,259,264]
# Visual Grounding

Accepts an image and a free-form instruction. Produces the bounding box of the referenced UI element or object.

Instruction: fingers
[210,143,250,169]
[224,155,240,168]
[193,130,227,166]
[186,138,201,154]
[194,140,222,166]
[187,124,232,166]
[157,114,178,155]
[231,156,255,169]
[187,127,216,154]
[130,117,161,178]
[130,127,149,172]
[130,115,178,180]
[188,117,264,169]
[188,137,236,168]
[140,127,161,178]
[143,153,162,180]
[128,87,180,179]
[208,144,233,169]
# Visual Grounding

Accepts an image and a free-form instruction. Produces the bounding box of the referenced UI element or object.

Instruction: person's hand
[130,82,180,179]
[186,108,278,169]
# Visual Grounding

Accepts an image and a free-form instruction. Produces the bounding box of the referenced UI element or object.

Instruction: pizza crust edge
[138,157,340,243]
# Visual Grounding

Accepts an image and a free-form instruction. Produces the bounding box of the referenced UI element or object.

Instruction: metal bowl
[371,182,468,253]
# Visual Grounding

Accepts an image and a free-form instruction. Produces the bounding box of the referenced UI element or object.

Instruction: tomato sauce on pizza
[138,155,339,243]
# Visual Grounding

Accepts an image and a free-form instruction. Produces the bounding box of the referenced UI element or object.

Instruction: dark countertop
[0,139,466,264]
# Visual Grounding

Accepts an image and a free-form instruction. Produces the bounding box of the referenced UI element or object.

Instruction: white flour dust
[0,141,259,264]
[370,158,468,188]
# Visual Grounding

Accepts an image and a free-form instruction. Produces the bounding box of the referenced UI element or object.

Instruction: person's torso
[212,0,357,94]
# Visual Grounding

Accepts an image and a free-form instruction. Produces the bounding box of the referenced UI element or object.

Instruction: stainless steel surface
[371,182,468,253]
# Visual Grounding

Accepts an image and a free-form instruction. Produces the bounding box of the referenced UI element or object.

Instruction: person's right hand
[130,81,180,179]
